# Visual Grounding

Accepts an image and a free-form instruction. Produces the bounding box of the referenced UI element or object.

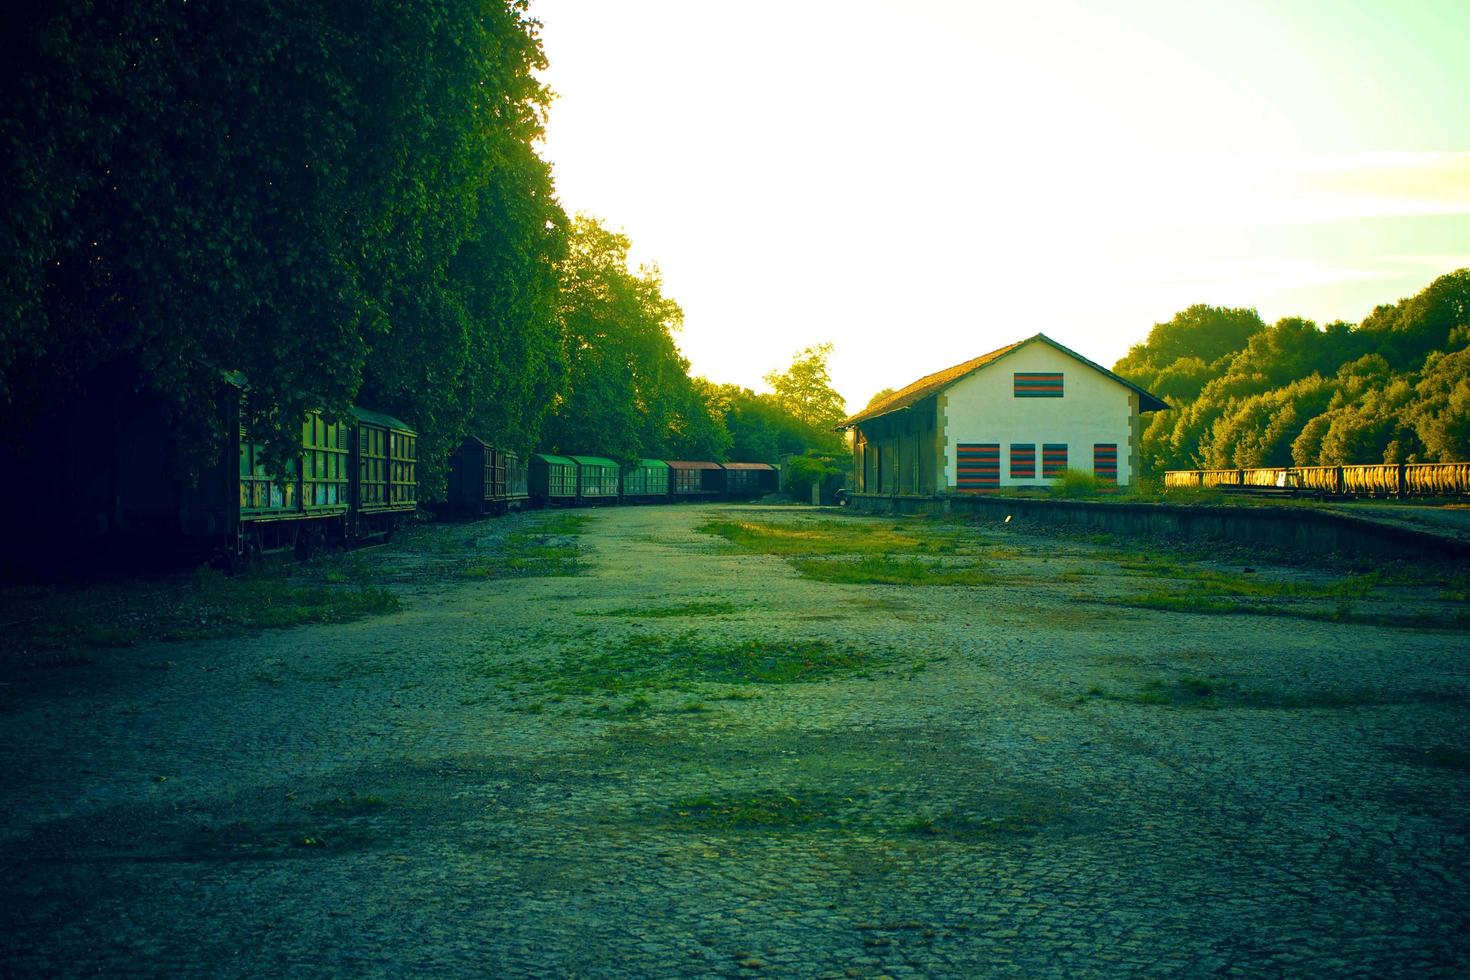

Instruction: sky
[531,0,1470,411]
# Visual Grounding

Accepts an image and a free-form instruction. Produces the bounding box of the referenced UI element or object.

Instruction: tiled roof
[839,339,1026,427]
[839,333,1167,428]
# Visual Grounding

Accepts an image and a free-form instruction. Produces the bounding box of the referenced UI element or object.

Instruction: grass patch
[660,787,1063,839]
[462,513,590,580]
[700,516,1005,587]
[795,555,1000,587]
[478,631,886,701]
[581,600,741,619]
[901,806,1054,839]
[1089,675,1461,711]
[1101,589,1469,629]
[666,790,837,830]
[1,564,400,660]
[698,518,972,557]
[1093,556,1470,628]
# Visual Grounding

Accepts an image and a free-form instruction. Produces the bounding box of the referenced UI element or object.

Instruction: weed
[583,600,741,619]
[1092,676,1452,711]
[902,807,1053,839]
[483,632,889,701]
[698,518,977,558]
[795,555,1000,587]
[1054,468,1107,499]
[667,790,834,830]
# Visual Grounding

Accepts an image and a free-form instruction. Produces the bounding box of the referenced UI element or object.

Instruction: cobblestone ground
[2,505,1468,977]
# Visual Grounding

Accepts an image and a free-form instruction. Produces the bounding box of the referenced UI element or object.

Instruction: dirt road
[2,504,1467,977]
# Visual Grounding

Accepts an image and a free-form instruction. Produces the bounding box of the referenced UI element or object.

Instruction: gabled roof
[840,333,1167,427]
[568,455,618,467]
[721,462,777,471]
[666,460,723,470]
[351,406,416,433]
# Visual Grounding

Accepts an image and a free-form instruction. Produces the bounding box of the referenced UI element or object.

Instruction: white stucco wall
[940,342,1137,487]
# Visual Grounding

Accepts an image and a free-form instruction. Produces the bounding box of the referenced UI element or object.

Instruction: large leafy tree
[541,215,727,462]
[1119,271,1470,472]
[764,343,848,437]
[1,0,563,495]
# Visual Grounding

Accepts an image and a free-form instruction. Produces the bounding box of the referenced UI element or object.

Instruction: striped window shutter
[1094,444,1117,482]
[956,443,1000,488]
[1014,373,1064,397]
[1042,444,1068,478]
[1010,443,1035,480]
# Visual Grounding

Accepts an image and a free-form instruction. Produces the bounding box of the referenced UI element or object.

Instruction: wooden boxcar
[721,462,779,499]
[351,407,418,539]
[571,455,620,506]
[234,411,353,559]
[530,453,578,507]
[622,459,671,503]
[668,461,724,501]
[504,451,530,510]
[448,437,515,517]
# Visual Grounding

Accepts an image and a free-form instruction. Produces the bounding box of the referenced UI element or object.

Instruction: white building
[840,334,1167,495]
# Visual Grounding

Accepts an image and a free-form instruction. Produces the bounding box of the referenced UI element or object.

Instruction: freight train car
[571,456,620,507]
[1164,463,1470,499]
[621,459,671,503]
[668,461,724,501]
[446,439,528,517]
[722,462,779,499]
[530,454,578,507]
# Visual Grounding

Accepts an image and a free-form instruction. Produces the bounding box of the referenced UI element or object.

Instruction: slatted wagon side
[667,461,724,501]
[530,454,578,507]
[722,462,779,499]
[622,459,671,503]
[570,456,620,506]
[351,407,417,539]
[502,450,530,511]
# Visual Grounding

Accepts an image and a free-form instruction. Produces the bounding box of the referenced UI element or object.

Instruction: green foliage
[1054,468,1105,498]
[783,453,844,501]
[1,0,566,496]
[764,343,848,433]
[480,632,883,699]
[1119,270,1470,472]
[540,215,729,463]
[865,387,898,409]
[794,556,1000,586]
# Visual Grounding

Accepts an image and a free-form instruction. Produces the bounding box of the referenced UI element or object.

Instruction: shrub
[783,452,843,503]
[1054,468,1104,498]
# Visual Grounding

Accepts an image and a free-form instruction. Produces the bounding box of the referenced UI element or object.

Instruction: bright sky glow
[532,0,1470,411]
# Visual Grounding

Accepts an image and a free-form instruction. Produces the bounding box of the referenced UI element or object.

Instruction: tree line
[1115,269,1470,474]
[1,0,846,498]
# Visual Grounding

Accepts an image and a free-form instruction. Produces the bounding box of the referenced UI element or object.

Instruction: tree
[762,344,847,454]
[541,215,726,462]
[765,344,848,431]
[865,387,898,409]
[0,0,563,497]
[1408,346,1470,461]
[1114,305,1266,397]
